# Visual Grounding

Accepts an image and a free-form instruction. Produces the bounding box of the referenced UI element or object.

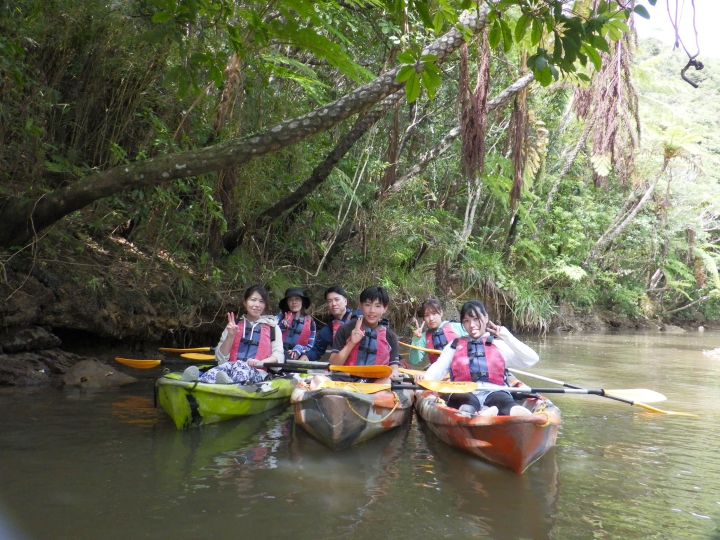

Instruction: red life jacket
[345,323,390,367]
[281,312,312,350]
[424,323,459,364]
[450,336,506,385]
[229,321,273,362]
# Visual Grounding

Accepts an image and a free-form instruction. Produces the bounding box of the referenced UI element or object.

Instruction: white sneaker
[215,371,233,384]
[181,366,199,382]
[510,405,532,416]
[479,406,499,417]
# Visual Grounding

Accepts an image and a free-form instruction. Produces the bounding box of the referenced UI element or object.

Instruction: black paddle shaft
[505,387,635,404]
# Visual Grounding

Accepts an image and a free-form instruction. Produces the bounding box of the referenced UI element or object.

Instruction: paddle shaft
[400,346,693,414]
[504,387,631,397]
[327,384,623,395]
[115,357,327,373]
[159,347,214,353]
[509,368,641,407]
[410,381,652,397]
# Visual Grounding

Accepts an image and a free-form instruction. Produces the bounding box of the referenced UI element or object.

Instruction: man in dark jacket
[299,286,357,362]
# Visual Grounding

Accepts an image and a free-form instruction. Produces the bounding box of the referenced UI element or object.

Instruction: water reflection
[111,395,162,427]
[287,420,410,534]
[150,407,286,493]
[3,331,720,539]
[415,421,559,539]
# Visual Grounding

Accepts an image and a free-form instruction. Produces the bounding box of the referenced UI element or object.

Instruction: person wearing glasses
[298,286,358,362]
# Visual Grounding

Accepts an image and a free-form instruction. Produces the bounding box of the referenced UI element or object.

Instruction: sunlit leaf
[514,14,531,43]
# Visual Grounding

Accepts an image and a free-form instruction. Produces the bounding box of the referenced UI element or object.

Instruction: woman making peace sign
[182,285,284,385]
[423,300,539,417]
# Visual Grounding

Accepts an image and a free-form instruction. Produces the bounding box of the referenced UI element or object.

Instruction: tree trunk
[222,92,404,252]
[0,7,488,249]
[584,164,667,266]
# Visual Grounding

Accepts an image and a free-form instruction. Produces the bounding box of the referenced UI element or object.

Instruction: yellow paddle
[411,380,696,416]
[115,358,163,369]
[317,380,394,393]
[400,342,440,354]
[159,347,212,353]
[115,357,388,379]
[115,357,213,369]
[181,353,216,360]
[399,344,694,416]
[328,365,393,378]
[508,368,666,402]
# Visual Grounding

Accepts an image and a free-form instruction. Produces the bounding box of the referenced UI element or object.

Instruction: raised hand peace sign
[412,316,426,338]
[226,312,239,337]
[486,320,504,339]
[349,315,365,345]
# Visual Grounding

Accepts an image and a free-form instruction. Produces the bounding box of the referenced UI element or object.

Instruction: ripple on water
[555,397,719,539]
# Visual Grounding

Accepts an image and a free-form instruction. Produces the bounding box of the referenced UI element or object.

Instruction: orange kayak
[415,390,561,473]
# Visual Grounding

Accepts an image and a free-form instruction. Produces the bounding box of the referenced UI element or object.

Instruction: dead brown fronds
[459,28,491,179]
[573,28,640,188]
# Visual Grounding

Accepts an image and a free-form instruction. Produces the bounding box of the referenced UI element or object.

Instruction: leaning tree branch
[662,295,711,316]
[0,7,488,249]
[384,72,535,195]
[222,92,404,252]
[584,163,668,266]
[321,72,536,270]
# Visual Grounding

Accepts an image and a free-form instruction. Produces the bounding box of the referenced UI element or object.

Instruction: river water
[1,330,719,539]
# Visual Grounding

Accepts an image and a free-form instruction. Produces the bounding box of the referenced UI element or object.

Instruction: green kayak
[156,372,295,429]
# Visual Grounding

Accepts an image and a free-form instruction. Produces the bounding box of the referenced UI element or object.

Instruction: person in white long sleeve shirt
[182,285,284,385]
[422,300,539,417]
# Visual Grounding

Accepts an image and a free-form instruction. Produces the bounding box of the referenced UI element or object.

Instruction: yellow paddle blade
[606,389,666,403]
[159,347,211,353]
[399,342,441,354]
[180,353,216,361]
[417,380,477,393]
[633,402,699,417]
[329,365,393,378]
[399,367,423,376]
[115,358,161,369]
[317,380,391,394]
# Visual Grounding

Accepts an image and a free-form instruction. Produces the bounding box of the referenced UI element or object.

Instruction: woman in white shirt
[423,300,539,417]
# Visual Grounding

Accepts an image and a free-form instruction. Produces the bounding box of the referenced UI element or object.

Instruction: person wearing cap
[299,286,359,362]
[277,287,316,360]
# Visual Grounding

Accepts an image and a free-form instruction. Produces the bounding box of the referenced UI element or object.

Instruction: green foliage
[6,0,720,333]
[485,0,638,86]
[396,51,442,102]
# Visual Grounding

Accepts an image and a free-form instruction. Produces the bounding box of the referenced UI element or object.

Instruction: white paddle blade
[606,389,667,403]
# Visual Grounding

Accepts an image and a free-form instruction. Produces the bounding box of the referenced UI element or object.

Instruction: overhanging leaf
[633,5,650,19]
[405,71,421,102]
